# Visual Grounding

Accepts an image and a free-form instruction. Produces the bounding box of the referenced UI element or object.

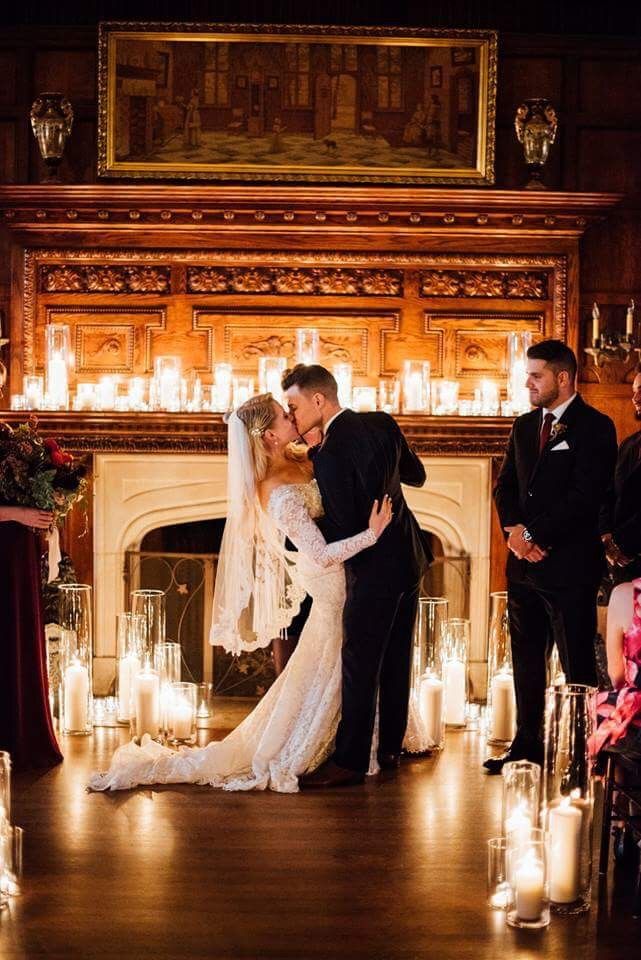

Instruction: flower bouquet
[0,416,86,520]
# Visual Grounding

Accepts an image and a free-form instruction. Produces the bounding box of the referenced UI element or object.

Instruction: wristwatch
[521,528,533,543]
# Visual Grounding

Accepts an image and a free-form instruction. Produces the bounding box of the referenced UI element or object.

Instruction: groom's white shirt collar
[323,408,346,435]
[542,392,577,422]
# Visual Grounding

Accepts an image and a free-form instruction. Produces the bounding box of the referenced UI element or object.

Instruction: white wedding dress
[89,480,378,794]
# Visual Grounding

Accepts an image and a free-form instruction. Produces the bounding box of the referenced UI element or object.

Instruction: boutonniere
[549,422,567,444]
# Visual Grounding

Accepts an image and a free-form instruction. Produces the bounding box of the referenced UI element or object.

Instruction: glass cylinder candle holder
[402,360,430,414]
[167,682,197,744]
[1,825,23,898]
[413,597,449,690]
[486,591,516,746]
[130,588,165,655]
[154,641,182,733]
[506,829,550,929]
[352,386,377,412]
[233,376,254,408]
[10,395,26,410]
[154,356,182,412]
[96,375,118,410]
[440,617,469,728]
[45,323,72,410]
[547,644,566,687]
[378,378,400,415]
[502,759,541,839]
[478,379,500,416]
[127,376,148,411]
[116,612,146,724]
[131,664,161,740]
[212,362,233,412]
[296,328,319,364]
[73,382,96,411]
[543,683,595,915]
[333,363,353,408]
[23,374,44,410]
[258,356,286,404]
[506,331,532,416]
[0,751,10,826]
[430,379,459,416]
[487,837,510,910]
[196,681,215,728]
[59,585,93,736]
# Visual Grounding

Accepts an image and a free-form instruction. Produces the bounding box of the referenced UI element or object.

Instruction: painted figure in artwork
[402,103,426,146]
[183,89,201,148]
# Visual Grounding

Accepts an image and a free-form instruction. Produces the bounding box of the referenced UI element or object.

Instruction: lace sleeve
[268,487,376,568]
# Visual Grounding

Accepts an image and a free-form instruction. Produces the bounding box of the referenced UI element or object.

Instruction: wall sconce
[30,93,73,182]
[584,300,639,381]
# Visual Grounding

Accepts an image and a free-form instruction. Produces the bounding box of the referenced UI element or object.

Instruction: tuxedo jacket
[599,428,641,559]
[311,409,431,595]
[494,394,617,588]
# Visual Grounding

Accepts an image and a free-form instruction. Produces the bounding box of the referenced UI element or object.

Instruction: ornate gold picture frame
[98,22,497,184]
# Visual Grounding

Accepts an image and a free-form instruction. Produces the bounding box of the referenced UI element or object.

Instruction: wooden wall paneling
[0,122,17,184]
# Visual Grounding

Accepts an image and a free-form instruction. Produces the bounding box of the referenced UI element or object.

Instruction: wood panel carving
[420,270,549,299]
[40,264,171,293]
[427,312,545,380]
[187,266,403,296]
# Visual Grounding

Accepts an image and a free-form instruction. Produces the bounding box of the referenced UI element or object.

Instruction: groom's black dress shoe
[483,742,544,775]
[299,759,365,789]
[378,752,401,770]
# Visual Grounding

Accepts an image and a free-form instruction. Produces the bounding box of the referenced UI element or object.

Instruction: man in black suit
[486,340,617,773]
[600,367,641,581]
[282,364,430,787]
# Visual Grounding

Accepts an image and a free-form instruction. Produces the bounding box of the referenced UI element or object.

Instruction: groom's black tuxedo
[494,394,617,755]
[311,409,429,772]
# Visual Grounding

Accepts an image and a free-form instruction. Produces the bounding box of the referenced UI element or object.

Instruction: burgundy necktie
[539,412,555,454]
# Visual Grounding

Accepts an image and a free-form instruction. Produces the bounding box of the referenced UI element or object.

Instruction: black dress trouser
[334,585,420,773]
[507,578,599,748]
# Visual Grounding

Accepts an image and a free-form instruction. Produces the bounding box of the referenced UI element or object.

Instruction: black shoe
[483,743,543,775]
[378,752,401,771]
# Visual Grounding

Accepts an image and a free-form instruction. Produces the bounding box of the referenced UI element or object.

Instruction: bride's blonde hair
[236,393,306,482]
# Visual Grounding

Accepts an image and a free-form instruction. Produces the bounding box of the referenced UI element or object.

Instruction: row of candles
[55,585,214,743]
[0,753,23,907]
[485,682,595,929]
[11,324,533,417]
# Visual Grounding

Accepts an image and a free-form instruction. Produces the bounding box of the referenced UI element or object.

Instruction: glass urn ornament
[514,98,558,190]
[30,93,73,182]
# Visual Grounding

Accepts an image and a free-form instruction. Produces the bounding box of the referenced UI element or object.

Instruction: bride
[90,393,391,793]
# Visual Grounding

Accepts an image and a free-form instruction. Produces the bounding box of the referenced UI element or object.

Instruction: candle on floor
[491,670,516,742]
[170,698,193,740]
[549,795,582,903]
[134,668,160,739]
[64,658,89,732]
[419,674,444,746]
[444,657,466,726]
[514,850,545,921]
[118,652,141,722]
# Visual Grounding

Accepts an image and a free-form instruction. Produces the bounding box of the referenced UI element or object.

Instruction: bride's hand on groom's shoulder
[369,495,393,539]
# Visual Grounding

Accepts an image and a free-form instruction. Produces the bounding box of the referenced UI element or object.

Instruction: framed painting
[98,22,497,184]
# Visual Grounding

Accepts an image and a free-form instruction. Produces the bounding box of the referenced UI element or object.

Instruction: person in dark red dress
[0,504,63,770]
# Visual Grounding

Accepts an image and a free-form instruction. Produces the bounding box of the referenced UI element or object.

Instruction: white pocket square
[551,440,569,450]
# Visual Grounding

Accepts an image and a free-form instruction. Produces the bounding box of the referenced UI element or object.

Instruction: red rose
[51,449,66,467]
[44,438,60,452]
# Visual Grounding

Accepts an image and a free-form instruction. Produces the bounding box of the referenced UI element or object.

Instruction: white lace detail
[89,481,379,794]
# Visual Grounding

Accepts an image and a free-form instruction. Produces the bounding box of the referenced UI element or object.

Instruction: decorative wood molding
[0,411,513,458]
[419,269,549,299]
[0,185,622,238]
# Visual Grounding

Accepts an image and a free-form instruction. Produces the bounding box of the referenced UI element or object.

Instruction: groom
[282,364,430,787]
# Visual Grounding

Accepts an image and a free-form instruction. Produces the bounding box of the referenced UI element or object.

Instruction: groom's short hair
[281,363,338,400]
[527,339,577,381]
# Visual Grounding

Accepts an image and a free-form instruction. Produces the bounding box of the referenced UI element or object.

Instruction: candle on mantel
[134,668,160,739]
[47,351,69,410]
[592,302,600,345]
[491,670,516,742]
[64,657,89,732]
[549,794,582,903]
[514,850,545,921]
[419,673,444,746]
[213,363,233,412]
[626,299,635,338]
[352,386,377,412]
[333,363,353,408]
[444,657,466,726]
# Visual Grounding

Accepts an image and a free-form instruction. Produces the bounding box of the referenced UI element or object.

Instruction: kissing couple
[90,363,430,793]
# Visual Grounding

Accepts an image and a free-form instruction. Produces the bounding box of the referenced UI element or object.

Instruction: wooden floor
[1,701,639,960]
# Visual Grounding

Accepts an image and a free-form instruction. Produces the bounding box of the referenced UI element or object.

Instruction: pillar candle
[118,653,141,722]
[134,670,160,738]
[171,698,193,740]
[419,674,444,746]
[549,797,582,903]
[626,299,635,337]
[64,659,89,731]
[444,658,466,726]
[514,852,545,921]
[491,671,516,742]
[592,303,600,344]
